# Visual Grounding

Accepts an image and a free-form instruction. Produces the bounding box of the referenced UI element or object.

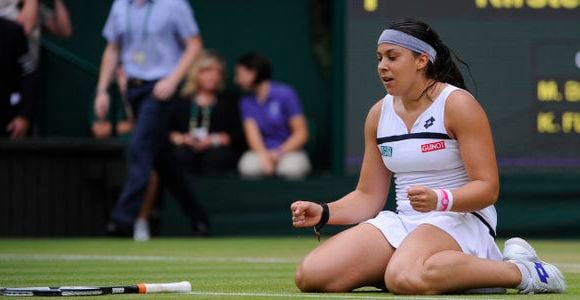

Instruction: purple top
[240,82,304,149]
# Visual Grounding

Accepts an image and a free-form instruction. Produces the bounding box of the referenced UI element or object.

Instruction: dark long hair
[388,18,471,90]
[236,52,273,86]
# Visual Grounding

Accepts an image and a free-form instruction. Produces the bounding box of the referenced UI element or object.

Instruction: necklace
[409,80,438,102]
[189,96,213,131]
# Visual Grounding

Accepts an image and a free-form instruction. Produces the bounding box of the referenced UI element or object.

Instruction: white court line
[1,254,579,272]
[0,254,297,264]
[186,291,502,300]
[1,254,574,298]
[555,263,580,273]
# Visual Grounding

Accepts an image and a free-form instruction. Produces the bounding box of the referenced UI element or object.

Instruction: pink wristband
[435,189,454,211]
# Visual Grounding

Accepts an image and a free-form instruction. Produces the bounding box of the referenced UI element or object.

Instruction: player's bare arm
[292,100,392,228]
[444,90,499,212]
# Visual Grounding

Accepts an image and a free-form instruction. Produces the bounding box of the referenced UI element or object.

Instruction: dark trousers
[0,102,17,137]
[110,80,208,233]
[173,145,240,175]
[0,67,39,138]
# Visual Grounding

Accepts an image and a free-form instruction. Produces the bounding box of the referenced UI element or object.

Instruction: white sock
[514,262,532,290]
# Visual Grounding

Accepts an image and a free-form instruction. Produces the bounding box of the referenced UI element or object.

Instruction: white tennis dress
[366,84,502,260]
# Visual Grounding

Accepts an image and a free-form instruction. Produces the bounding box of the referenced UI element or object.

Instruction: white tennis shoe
[133,218,150,242]
[503,237,566,294]
[502,237,538,261]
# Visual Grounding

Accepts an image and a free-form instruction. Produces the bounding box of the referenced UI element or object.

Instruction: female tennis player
[290,18,566,295]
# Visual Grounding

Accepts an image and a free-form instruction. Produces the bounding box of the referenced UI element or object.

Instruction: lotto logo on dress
[421,141,446,153]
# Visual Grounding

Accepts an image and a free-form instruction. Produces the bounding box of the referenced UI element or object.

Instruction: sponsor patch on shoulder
[421,141,446,153]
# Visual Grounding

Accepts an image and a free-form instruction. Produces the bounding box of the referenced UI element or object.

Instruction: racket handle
[138,281,191,294]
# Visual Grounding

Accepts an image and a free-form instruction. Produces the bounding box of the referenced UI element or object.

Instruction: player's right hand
[94,91,110,120]
[290,201,323,228]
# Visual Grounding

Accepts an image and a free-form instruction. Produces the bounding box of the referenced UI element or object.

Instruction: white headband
[378,29,437,63]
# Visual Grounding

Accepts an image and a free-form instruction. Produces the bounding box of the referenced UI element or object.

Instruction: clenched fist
[290,201,323,228]
[407,186,438,212]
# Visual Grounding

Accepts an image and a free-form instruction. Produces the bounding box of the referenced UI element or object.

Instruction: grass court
[1,238,578,299]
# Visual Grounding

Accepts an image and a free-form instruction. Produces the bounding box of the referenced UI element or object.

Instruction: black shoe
[106,221,132,237]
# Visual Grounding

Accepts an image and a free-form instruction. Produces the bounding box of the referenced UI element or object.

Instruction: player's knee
[294,263,305,290]
[294,262,317,292]
[384,268,412,294]
[385,266,431,295]
[295,260,350,293]
[419,255,450,293]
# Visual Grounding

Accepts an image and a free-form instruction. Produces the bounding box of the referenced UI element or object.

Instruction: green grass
[0,238,578,299]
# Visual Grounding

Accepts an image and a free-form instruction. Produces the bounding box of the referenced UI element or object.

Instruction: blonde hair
[181,50,225,97]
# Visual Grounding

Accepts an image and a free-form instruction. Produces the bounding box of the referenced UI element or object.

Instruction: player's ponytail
[430,40,467,90]
[388,18,470,90]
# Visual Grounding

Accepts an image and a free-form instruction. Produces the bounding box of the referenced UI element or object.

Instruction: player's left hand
[407,185,437,212]
[153,77,178,100]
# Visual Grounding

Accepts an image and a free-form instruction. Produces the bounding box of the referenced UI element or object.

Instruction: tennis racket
[0,281,191,297]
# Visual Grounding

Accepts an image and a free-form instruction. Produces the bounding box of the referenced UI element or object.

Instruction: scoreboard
[343,0,580,173]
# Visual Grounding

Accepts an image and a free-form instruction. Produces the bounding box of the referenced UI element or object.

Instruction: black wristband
[314,202,329,233]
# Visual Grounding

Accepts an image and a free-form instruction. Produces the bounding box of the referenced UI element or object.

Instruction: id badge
[131,51,146,65]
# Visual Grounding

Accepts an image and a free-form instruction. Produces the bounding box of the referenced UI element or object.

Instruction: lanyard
[189,100,213,131]
[126,1,153,42]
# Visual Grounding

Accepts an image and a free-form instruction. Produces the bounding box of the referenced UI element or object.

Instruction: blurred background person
[235,52,311,179]
[90,63,158,242]
[0,18,28,138]
[0,0,72,138]
[134,51,246,240]
[94,0,205,237]
[170,50,246,175]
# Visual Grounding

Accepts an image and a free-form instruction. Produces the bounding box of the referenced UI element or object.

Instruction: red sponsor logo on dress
[421,141,446,153]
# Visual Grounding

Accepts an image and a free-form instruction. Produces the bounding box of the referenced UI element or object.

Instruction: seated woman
[234,52,311,179]
[169,50,246,174]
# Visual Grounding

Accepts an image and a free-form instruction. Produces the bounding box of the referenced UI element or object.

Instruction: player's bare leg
[384,224,520,294]
[295,223,394,292]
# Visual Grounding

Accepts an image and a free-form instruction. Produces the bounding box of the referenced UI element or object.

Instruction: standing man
[94,0,204,236]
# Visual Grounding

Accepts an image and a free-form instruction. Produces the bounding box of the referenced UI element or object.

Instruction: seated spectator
[234,52,311,179]
[169,50,245,175]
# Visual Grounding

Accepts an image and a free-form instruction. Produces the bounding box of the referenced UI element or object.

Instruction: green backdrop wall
[12,0,578,238]
[37,0,332,170]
